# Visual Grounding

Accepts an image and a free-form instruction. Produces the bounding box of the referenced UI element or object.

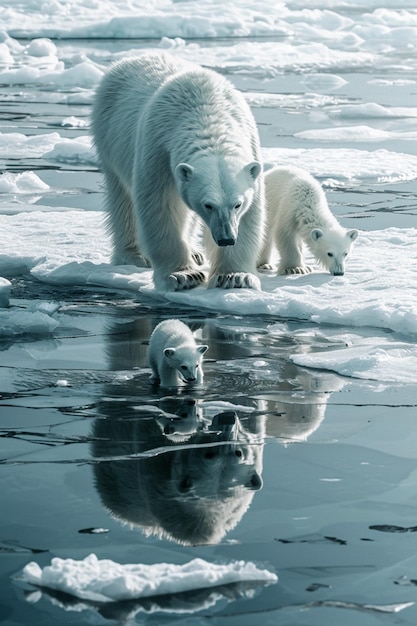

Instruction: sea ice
[20,553,277,603]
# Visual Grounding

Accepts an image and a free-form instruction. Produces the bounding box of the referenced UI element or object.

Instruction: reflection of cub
[155,398,205,442]
[148,319,208,387]
[92,409,263,545]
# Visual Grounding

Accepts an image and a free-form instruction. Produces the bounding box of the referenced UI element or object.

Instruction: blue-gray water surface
[1,37,417,626]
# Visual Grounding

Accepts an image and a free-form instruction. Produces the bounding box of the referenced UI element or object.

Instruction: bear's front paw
[257,263,275,272]
[168,270,207,291]
[280,265,313,275]
[209,272,261,290]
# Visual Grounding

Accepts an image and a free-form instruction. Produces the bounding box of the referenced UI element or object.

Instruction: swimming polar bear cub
[148,319,208,388]
[92,53,264,292]
[259,166,358,276]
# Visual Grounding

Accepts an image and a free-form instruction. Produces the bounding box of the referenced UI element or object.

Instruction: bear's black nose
[217,238,236,246]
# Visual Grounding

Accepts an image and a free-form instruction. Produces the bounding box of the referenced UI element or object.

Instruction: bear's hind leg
[257,230,276,271]
[104,170,151,268]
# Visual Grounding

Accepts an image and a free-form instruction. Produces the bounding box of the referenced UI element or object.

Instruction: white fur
[93,410,264,545]
[92,53,265,291]
[148,319,208,388]
[259,165,359,276]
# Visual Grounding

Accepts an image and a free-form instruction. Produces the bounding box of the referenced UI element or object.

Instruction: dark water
[1,39,417,626]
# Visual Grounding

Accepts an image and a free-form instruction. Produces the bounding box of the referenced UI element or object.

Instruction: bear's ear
[164,348,176,358]
[245,161,262,181]
[347,229,359,241]
[175,163,194,183]
[197,344,208,355]
[311,228,324,241]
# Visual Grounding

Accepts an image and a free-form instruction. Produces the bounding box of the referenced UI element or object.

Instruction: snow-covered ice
[1,203,416,380]
[20,553,277,604]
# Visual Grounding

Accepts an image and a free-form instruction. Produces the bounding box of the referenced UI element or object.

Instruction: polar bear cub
[148,319,208,388]
[259,165,358,276]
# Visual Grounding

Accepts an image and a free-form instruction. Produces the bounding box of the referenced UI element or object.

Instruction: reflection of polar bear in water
[262,364,345,443]
[97,316,342,545]
[92,408,264,546]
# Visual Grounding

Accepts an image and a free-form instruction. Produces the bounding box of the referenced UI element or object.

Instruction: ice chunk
[20,554,277,603]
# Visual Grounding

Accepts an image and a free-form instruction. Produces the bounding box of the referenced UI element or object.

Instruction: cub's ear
[175,163,194,183]
[245,161,262,181]
[311,228,324,241]
[164,348,176,358]
[197,344,209,355]
[347,229,359,241]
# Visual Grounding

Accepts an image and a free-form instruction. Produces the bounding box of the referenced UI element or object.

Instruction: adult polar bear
[92,53,264,291]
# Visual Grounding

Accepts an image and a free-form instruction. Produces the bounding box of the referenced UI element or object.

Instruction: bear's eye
[234,201,242,209]
[180,365,187,371]
[204,203,213,210]
[327,252,333,257]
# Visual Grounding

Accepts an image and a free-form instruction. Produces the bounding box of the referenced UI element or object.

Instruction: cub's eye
[327,252,333,257]
[344,252,348,257]
[180,365,187,371]
[234,201,242,209]
[204,203,213,210]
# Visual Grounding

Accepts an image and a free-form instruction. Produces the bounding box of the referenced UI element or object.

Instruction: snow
[21,553,277,603]
[0,172,50,194]
[262,147,417,184]
[295,125,417,142]
[0,133,95,163]
[290,342,417,384]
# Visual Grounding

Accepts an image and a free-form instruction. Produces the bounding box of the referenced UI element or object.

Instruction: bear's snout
[217,237,236,247]
[182,374,196,382]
